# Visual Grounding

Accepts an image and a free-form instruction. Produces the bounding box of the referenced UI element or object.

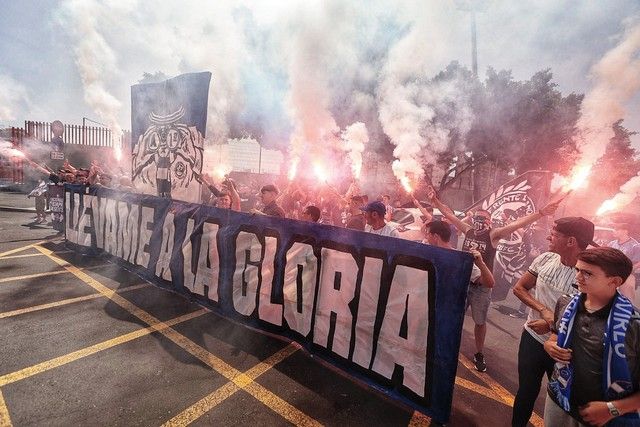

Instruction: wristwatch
[607,401,621,417]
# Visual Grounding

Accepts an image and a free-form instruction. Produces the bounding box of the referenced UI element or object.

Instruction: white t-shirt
[524,252,577,343]
[365,223,400,238]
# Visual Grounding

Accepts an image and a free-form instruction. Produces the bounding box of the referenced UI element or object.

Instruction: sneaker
[508,310,526,319]
[473,352,487,372]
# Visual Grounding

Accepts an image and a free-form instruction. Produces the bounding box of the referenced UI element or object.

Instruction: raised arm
[224,179,241,212]
[411,194,433,223]
[427,186,472,234]
[490,199,561,246]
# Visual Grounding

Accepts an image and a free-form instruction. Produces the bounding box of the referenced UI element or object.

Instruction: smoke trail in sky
[58,0,123,136]
[571,19,640,172]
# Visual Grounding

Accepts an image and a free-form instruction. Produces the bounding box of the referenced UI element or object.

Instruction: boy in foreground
[544,247,640,426]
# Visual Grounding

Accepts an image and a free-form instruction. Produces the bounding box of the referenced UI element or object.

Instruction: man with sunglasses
[511,217,596,427]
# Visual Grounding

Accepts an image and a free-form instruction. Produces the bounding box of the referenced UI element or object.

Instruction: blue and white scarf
[548,292,640,425]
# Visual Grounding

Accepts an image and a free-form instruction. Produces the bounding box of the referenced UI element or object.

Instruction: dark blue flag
[130,72,211,203]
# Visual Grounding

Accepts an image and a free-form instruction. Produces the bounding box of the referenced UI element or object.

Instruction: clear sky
[1,0,639,149]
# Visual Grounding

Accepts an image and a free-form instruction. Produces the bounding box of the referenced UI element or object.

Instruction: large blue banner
[64,185,473,423]
[131,72,211,202]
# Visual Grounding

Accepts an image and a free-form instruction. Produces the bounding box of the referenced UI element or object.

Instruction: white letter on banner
[352,257,384,369]
[115,201,129,258]
[193,222,221,301]
[103,199,118,255]
[313,248,358,359]
[123,204,139,263]
[95,196,108,249]
[155,211,175,281]
[182,218,196,291]
[283,242,318,337]
[232,231,261,316]
[259,236,282,326]
[136,206,155,268]
[65,192,79,244]
[76,195,94,247]
[372,265,429,397]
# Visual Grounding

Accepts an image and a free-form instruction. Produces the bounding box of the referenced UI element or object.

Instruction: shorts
[466,283,492,325]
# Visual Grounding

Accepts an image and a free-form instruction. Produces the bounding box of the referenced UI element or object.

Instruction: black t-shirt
[552,294,640,423]
[462,229,496,269]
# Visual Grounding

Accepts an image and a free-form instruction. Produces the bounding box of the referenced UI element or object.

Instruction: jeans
[512,329,555,427]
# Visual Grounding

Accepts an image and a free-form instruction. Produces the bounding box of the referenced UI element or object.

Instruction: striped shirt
[524,252,577,344]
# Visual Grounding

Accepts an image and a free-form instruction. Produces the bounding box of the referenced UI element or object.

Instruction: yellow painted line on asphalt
[408,410,431,426]
[243,380,322,427]
[35,245,321,426]
[0,253,45,260]
[0,308,209,387]
[0,388,12,427]
[163,343,303,427]
[0,241,46,258]
[0,250,73,260]
[454,376,504,404]
[0,263,113,284]
[0,283,153,319]
[458,354,544,427]
[0,270,69,283]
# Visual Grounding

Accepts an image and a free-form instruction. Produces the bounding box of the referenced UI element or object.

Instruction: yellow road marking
[34,245,321,426]
[454,376,504,404]
[0,283,152,319]
[458,354,544,427]
[0,388,12,427]
[0,308,208,387]
[0,270,69,283]
[244,380,322,427]
[0,241,46,258]
[0,250,73,260]
[408,410,431,426]
[0,253,44,260]
[163,343,303,427]
[0,263,112,284]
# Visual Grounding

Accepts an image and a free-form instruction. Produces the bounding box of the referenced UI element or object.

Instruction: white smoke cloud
[40,0,638,191]
[57,0,123,136]
[341,122,369,178]
[0,73,30,122]
[378,1,474,185]
[572,18,640,171]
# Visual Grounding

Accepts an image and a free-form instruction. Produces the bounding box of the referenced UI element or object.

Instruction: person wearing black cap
[251,184,286,218]
[511,217,596,427]
[361,200,399,238]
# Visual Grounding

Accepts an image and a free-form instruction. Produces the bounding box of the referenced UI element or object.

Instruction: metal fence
[1,121,130,184]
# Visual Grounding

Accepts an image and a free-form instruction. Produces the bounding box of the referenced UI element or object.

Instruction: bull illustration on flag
[131,72,211,203]
[465,171,552,301]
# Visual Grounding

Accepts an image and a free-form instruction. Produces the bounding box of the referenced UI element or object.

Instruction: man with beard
[511,217,596,427]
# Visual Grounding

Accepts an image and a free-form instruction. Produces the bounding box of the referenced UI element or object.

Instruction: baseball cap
[260,184,279,194]
[360,200,386,216]
[554,217,596,248]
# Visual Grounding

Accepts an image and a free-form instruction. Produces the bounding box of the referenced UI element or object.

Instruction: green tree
[590,119,640,196]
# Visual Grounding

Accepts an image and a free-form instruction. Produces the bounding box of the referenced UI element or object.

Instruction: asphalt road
[0,209,547,426]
